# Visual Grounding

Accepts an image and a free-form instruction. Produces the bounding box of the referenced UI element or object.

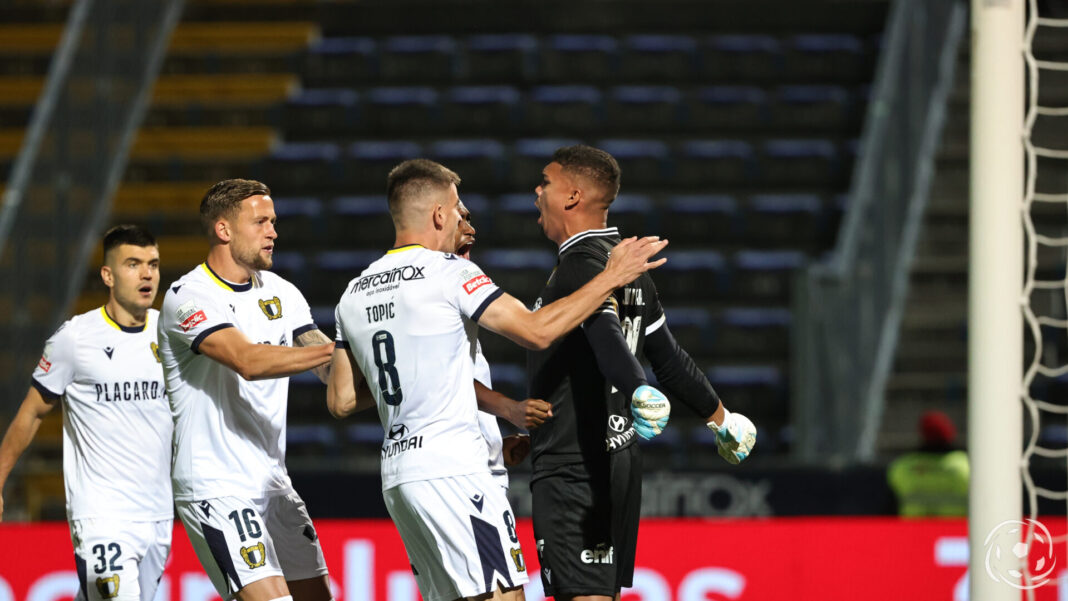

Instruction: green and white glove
[708,409,756,464]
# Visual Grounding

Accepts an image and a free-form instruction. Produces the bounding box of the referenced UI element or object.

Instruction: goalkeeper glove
[708,409,756,464]
[631,385,671,439]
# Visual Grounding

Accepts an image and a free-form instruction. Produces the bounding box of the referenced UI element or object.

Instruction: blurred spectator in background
[887,410,969,517]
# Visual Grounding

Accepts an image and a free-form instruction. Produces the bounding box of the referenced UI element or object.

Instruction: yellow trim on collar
[100,306,120,331]
[201,263,235,291]
[387,244,424,255]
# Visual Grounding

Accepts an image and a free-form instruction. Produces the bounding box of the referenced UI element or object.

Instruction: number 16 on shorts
[177,498,284,596]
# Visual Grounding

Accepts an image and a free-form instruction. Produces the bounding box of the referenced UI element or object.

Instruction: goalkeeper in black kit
[526,145,756,601]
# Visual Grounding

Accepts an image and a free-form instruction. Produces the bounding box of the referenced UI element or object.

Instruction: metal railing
[0,0,185,419]
[791,0,967,463]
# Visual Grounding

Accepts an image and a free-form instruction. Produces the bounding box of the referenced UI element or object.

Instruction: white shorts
[70,517,172,601]
[175,491,327,600]
[383,472,529,601]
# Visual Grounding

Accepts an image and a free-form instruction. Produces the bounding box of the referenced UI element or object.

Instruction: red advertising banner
[0,517,1062,601]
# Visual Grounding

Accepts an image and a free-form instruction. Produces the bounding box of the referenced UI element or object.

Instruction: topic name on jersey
[381,434,424,458]
[350,265,426,294]
[94,380,165,402]
[366,302,395,323]
[463,275,492,295]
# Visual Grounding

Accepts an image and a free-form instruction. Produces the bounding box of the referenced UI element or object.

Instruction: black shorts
[530,444,642,598]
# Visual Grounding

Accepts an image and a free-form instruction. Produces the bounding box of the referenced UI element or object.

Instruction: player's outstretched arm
[479,236,669,350]
[0,386,57,521]
[645,323,755,463]
[295,328,334,384]
[326,346,375,418]
[197,326,334,381]
[474,380,552,429]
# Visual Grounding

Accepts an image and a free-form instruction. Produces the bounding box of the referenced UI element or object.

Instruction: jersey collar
[100,306,147,333]
[201,262,253,292]
[558,227,620,255]
[387,244,425,255]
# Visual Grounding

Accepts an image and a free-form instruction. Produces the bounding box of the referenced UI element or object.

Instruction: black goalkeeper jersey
[527,227,666,475]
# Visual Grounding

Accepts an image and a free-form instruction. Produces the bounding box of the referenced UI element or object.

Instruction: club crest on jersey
[241,542,267,569]
[95,575,120,599]
[258,296,283,320]
[150,342,161,363]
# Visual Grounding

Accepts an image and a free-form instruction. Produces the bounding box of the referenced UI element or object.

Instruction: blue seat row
[310,33,867,57]
[270,137,846,162]
[303,33,874,84]
[264,137,851,193]
[282,84,861,135]
[289,84,858,108]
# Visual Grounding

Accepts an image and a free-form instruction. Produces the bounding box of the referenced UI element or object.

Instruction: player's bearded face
[107,244,160,311]
[231,195,277,270]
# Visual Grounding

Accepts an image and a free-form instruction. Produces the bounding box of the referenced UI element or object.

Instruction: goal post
[969,0,1024,599]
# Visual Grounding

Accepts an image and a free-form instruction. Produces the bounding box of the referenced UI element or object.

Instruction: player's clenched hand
[708,409,756,465]
[604,236,669,288]
[502,434,531,466]
[509,398,552,430]
[631,385,670,439]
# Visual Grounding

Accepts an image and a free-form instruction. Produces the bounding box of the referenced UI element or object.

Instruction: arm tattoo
[295,328,332,384]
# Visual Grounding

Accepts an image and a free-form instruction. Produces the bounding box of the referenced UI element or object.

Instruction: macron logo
[463,275,491,295]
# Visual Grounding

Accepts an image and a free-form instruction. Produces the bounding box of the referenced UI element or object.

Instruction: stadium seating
[463,34,539,82]
[2,0,887,478]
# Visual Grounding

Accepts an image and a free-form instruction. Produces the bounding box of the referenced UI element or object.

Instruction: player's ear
[100,264,114,289]
[565,188,581,210]
[214,219,231,243]
[432,203,445,230]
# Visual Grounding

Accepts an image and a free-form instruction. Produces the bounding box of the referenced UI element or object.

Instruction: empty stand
[0,1,886,477]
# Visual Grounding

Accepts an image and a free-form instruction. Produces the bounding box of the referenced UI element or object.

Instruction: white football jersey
[31,307,171,521]
[158,263,317,501]
[334,245,504,490]
[472,343,507,488]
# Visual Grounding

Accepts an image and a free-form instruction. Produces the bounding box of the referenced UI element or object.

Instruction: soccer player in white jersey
[0,225,171,601]
[325,159,667,601]
[453,201,551,485]
[156,179,335,601]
